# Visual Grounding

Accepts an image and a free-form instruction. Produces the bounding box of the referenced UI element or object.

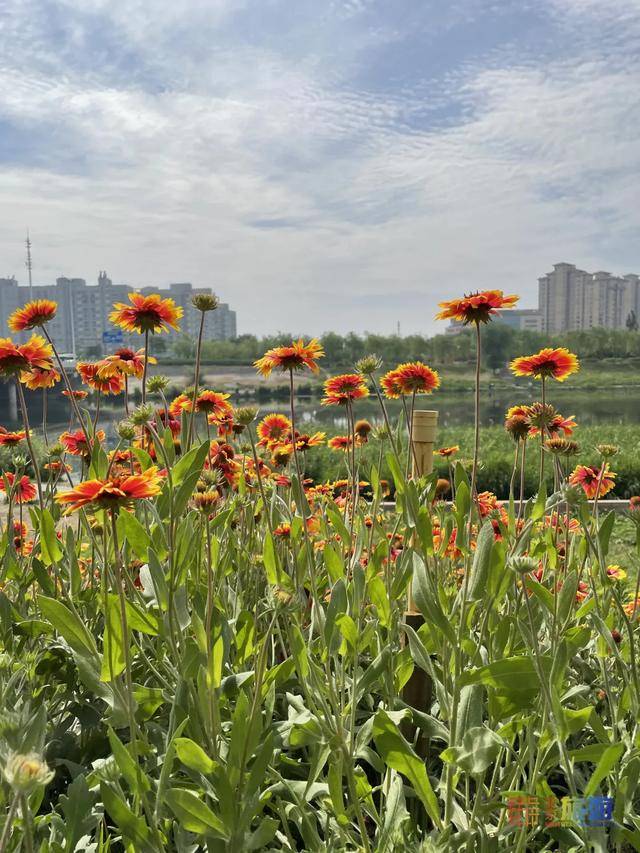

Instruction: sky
[0,0,639,336]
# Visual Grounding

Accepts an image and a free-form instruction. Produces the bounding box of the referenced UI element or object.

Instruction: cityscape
[448,262,640,335]
[0,270,237,355]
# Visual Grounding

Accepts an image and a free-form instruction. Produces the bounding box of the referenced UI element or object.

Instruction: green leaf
[174,738,216,775]
[441,726,503,774]
[323,543,344,584]
[165,788,229,838]
[39,596,98,658]
[583,743,624,797]
[108,727,150,794]
[373,709,442,829]
[38,509,63,566]
[117,511,151,561]
[100,595,126,682]
[263,533,280,585]
[100,783,154,851]
[460,655,551,689]
[411,553,456,643]
[466,521,494,601]
[59,775,95,853]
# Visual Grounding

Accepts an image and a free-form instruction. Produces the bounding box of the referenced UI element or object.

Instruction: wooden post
[403,410,437,753]
[406,410,438,614]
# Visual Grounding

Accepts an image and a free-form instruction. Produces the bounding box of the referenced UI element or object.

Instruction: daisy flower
[56,467,163,513]
[321,374,369,406]
[8,300,57,332]
[436,290,519,325]
[254,339,324,377]
[110,293,182,334]
[510,347,580,382]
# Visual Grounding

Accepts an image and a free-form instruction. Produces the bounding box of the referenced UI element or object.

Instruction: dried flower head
[545,437,575,456]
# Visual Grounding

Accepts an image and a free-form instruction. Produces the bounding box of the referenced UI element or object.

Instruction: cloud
[0,0,638,335]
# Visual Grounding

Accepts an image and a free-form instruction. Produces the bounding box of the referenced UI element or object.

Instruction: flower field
[0,290,640,851]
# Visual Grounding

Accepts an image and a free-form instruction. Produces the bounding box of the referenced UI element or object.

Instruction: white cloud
[0,0,638,334]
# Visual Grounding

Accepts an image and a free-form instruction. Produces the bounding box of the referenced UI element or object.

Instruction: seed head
[131,404,154,426]
[355,355,382,375]
[235,406,258,426]
[117,420,137,441]
[47,443,64,459]
[597,443,619,459]
[147,375,169,393]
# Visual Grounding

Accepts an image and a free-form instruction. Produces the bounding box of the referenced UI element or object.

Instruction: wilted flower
[354,419,372,443]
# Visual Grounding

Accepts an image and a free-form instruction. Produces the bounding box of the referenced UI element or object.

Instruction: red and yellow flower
[257,414,292,448]
[437,445,459,458]
[110,293,182,334]
[168,394,193,417]
[195,390,233,421]
[322,374,369,406]
[569,464,616,499]
[0,335,53,376]
[254,339,324,377]
[393,362,440,395]
[510,348,580,382]
[328,435,353,452]
[0,428,27,446]
[77,362,125,395]
[62,389,88,400]
[0,472,37,503]
[8,299,57,332]
[56,467,164,513]
[20,366,61,390]
[97,348,155,379]
[60,429,106,457]
[436,290,519,325]
[380,369,403,399]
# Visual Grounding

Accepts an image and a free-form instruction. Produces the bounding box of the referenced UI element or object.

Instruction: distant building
[0,273,236,354]
[538,263,640,332]
[446,308,541,335]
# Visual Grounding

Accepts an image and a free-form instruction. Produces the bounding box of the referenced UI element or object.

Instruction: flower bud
[147,375,169,393]
[117,420,136,441]
[3,752,54,793]
[235,406,258,426]
[355,355,382,375]
[131,404,154,426]
[192,293,219,312]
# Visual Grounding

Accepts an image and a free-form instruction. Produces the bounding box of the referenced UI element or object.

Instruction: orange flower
[510,348,580,382]
[0,428,27,446]
[477,491,502,517]
[168,394,193,417]
[529,413,577,438]
[322,374,369,406]
[62,389,88,400]
[506,405,530,419]
[273,523,291,538]
[56,466,163,513]
[0,335,53,376]
[328,435,353,452]
[393,362,440,395]
[20,366,61,390]
[380,369,403,399]
[195,390,233,421]
[271,444,293,467]
[77,362,125,395]
[60,429,106,457]
[8,299,57,332]
[436,290,519,324]
[110,292,182,334]
[569,464,616,499]
[257,413,292,448]
[0,472,37,503]
[254,338,324,377]
[295,432,326,451]
[97,348,155,379]
[437,445,459,458]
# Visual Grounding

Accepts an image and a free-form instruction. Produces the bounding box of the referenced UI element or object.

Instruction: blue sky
[1,0,639,335]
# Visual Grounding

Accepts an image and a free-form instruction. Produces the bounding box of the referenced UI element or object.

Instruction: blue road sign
[102,330,124,345]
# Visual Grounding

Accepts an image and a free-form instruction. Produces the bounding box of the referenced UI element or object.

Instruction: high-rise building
[538,263,640,332]
[0,273,237,354]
